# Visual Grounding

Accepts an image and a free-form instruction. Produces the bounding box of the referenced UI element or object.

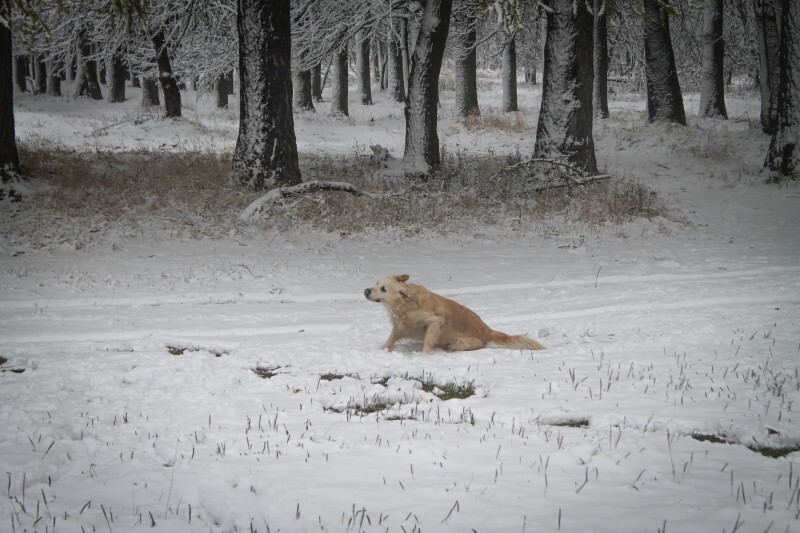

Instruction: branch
[490,157,612,190]
[239,180,377,222]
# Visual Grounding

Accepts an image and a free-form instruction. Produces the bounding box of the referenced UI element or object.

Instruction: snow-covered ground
[2,78,800,532]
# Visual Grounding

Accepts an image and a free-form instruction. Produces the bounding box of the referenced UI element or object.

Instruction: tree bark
[356,31,372,105]
[402,0,453,177]
[14,55,27,92]
[73,30,103,100]
[34,56,46,94]
[642,0,686,125]
[106,52,126,103]
[699,0,728,118]
[141,77,160,106]
[766,0,799,176]
[454,14,480,118]
[593,0,610,118]
[151,29,182,118]
[232,0,301,189]
[534,0,598,174]
[400,15,410,99]
[754,0,782,134]
[329,45,349,116]
[1,19,20,182]
[501,37,518,112]
[216,73,229,108]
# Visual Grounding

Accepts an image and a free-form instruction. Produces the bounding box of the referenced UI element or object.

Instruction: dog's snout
[364,288,371,298]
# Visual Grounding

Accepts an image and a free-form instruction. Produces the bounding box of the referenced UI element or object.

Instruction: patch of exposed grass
[319,372,359,381]
[463,112,527,132]
[252,365,282,379]
[547,418,590,428]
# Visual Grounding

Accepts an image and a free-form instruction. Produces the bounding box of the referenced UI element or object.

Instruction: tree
[403,0,453,177]
[232,0,301,189]
[642,0,686,125]
[141,76,160,106]
[534,0,598,174]
[766,0,799,176]
[73,28,103,100]
[754,0,782,134]
[593,0,610,118]
[387,15,405,102]
[356,30,372,105]
[46,59,61,96]
[0,16,20,185]
[698,0,727,119]
[293,67,314,110]
[151,27,181,117]
[501,35,517,112]
[106,51,126,103]
[329,44,349,116]
[453,6,480,118]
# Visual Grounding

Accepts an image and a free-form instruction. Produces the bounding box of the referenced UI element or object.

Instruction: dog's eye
[380,286,386,292]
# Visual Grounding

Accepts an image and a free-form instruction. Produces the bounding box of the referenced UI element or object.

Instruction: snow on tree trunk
[766,0,799,177]
[232,0,301,190]
[593,0,610,119]
[402,0,453,178]
[501,37,518,113]
[46,59,61,97]
[0,19,20,183]
[293,67,314,111]
[152,29,182,118]
[106,53,126,103]
[141,77,160,107]
[754,0,782,134]
[356,31,372,105]
[642,0,686,125]
[454,14,479,118]
[388,19,406,102]
[534,0,598,175]
[699,0,728,119]
[329,46,349,116]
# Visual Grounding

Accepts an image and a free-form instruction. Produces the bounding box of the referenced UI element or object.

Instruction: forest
[1,1,799,532]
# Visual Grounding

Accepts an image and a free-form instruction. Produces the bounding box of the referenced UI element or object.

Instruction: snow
[2,76,800,533]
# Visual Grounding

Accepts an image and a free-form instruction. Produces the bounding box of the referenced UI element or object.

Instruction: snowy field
[2,78,800,533]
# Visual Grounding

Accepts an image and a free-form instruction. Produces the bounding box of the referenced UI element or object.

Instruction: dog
[364,274,545,353]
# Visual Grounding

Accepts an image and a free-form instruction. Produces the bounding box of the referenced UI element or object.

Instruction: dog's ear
[395,274,410,283]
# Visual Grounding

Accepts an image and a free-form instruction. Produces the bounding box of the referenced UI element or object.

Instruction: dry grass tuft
[463,112,526,132]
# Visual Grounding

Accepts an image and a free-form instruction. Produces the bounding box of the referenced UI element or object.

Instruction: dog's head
[364,274,411,307]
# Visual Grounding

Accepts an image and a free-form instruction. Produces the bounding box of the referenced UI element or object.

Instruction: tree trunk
[766,0,799,176]
[534,0,598,174]
[402,0,453,177]
[593,0,610,118]
[46,59,61,97]
[293,67,314,111]
[106,52,126,103]
[151,29,181,118]
[454,14,479,118]
[699,0,728,118]
[329,45,349,116]
[311,62,322,102]
[501,37,518,112]
[14,55,27,92]
[141,77,160,106]
[754,0,782,134]
[232,0,301,189]
[130,65,140,88]
[34,56,46,94]
[400,15,410,99]
[1,20,20,182]
[216,73,228,108]
[356,31,372,105]
[388,19,406,102]
[642,0,686,125]
[73,31,103,100]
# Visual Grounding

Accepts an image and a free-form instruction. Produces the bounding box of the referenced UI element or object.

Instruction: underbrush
[6,143,674,248]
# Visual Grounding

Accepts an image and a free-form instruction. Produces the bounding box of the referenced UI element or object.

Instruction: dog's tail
[490,330,546,351]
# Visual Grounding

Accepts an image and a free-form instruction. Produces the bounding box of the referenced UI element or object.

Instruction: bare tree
[699,0,727,118]
[329,44,349,116]
[501,35,517,112]
[356,30,372,105]
[232,0,301,189]
[403,0,453,177]
[106,51,126,103]
[593,0,610,118]
[642,0,686,125]
[453,5,480,118]
[534,0,598,174]
[0,15,20,185]
[754,0,782,134]
[766,0,799,176]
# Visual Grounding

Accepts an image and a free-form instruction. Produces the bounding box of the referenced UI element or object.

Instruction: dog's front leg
[382,326,403,351]
[422,316,444,354]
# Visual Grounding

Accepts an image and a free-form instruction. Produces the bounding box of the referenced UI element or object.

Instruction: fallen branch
[528,174,612,192]
[239,180,376,222]
[490,157,612,191]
